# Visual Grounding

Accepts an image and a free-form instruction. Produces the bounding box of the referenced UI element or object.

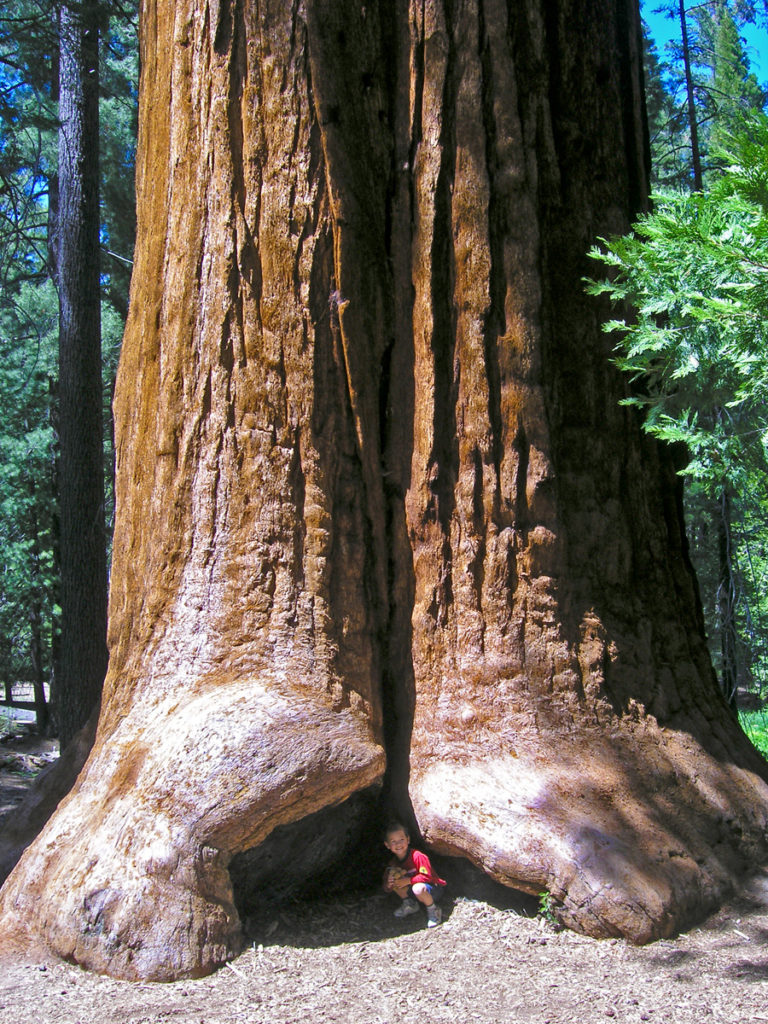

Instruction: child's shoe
[394,897,419,918]
[426,904,442,928]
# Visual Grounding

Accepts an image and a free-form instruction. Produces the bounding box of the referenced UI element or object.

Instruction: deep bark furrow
[477,0,506,494]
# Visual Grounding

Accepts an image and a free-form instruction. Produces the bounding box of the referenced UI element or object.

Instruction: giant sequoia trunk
[1,0,767,981]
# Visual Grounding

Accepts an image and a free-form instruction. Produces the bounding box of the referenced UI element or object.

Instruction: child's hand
[385,866,407,892]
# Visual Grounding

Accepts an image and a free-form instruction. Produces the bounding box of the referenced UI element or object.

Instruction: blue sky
[641,1,768,87]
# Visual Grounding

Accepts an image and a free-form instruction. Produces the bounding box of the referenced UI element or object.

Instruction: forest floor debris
[2,887,768,1024]
[0,723,58,821]
[1,731,768,1023]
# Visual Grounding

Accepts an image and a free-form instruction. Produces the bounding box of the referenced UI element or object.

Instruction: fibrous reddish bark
[1,0,767,980]
[399,0,768,940]
[0,0,387,978]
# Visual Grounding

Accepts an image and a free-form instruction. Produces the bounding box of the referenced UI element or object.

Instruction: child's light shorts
[413,883,445,901]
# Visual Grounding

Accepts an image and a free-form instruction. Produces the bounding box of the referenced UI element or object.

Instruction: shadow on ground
[242,854,539,950]
[726,958,768,982]
[646,948,696,968]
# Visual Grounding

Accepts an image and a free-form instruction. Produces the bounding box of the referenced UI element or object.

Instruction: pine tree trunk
[679,0,703,189]
[27,478,49,734]
[0,0,767,980]
[56,0,108,747]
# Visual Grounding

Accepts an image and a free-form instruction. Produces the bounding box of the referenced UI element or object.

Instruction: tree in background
[0,0,60,728]
[0,290,58,732]
[708,3,765,153]
[648,1,765,185]
[0,0,137,740]
[55,0,108,748]
[643,27,692,188]
[636,1,768,705]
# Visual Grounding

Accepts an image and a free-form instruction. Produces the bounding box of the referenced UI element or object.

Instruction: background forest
[1,0,767,750]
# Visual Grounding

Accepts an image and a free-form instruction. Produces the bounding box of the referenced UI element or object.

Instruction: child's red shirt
[387,847,446,889]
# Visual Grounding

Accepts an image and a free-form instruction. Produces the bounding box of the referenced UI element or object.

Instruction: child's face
[384,829,410,860]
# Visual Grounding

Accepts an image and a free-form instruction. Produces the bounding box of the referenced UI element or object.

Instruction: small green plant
[739,709,768,760]
[0,706,13,740]
[538,890,558,925]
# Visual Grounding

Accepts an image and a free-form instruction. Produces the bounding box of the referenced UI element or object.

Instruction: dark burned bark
[0,0,767,981]
[56,0,108,748]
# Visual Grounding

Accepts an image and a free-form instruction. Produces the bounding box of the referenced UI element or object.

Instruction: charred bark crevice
[224,0,247,227]
[308,232,337,439]
[615,0,651,218]
[377,0,420,825]
[229,786,382,918]
[540,0,563,202]
[427,15,458,539]
[477,0,506,495]
[407,3,424,171]
[513,420,530,537]
[211,0,233,56]
[306,1,393,614]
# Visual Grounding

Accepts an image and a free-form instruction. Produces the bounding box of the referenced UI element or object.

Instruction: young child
[382,821,446,928]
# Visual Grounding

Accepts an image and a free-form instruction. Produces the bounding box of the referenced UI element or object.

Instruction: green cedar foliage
[588,113,768,696]
[600,2,768,707]
[589,140,768,488]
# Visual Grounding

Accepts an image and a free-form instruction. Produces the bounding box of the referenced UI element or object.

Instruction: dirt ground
[0,726,58,820]
[2,729,768,1024]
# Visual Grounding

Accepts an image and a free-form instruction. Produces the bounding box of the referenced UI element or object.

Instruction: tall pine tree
[55,0,108,748]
